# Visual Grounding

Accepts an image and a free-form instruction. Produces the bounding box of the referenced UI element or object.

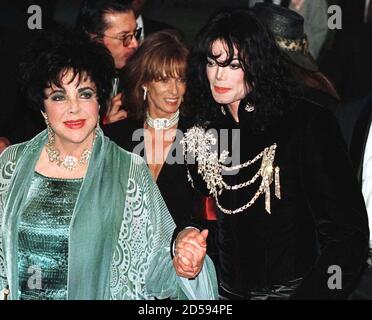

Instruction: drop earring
[96,106,101,130]
[43,113,55,144]
[143,86,148,101]
[96,115,101,131]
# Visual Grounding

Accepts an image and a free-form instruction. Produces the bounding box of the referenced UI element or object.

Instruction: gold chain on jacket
[181,126,281,214]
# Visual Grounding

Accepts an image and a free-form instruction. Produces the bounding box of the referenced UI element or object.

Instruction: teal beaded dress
[0,130,218,300]
[18,172,82,300]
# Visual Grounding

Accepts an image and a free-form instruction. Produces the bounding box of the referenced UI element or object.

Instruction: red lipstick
[214,86,231,94]
[64,119,86,129]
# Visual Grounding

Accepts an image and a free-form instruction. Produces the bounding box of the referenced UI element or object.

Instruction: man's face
[101,10,139,69]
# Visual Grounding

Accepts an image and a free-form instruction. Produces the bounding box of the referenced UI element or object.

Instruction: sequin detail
[18,172,82,300]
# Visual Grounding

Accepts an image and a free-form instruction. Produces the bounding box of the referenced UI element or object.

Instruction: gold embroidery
[182,127,281,214]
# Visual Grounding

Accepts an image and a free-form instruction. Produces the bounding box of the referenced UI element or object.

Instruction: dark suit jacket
[186,98,369,299]
[335,93,372,184]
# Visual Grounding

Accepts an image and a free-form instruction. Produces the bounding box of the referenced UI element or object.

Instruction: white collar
[136,14,144,41]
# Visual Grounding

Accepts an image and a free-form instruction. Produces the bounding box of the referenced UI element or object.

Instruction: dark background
[1,1,371,143]
[0,0,250,142]
[52,0,250,42]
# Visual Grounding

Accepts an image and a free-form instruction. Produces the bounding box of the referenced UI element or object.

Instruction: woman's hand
[173,228,209,279]
[103,93,127,125]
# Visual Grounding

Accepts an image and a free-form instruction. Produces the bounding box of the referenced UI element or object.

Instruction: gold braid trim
[181,126,281,215]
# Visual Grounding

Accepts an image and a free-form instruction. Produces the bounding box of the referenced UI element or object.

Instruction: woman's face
[206,40,249,106]
[145,74,186,118]
[43,70,99,148]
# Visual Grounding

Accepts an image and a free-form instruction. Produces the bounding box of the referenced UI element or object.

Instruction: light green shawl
[0,129,218,300]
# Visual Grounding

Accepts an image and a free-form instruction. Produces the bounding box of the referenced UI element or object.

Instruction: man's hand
[173,228,208,279]
[104,93,127,124]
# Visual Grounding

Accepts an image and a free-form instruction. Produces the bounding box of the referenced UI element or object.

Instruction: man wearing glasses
[76,0,140,69]
[76,0,141,123]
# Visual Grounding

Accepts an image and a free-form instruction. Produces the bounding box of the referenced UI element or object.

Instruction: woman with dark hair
[181,8,369,299]
[0,31,217,300]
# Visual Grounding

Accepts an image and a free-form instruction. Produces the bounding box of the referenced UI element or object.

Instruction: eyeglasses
[101,27,142,47]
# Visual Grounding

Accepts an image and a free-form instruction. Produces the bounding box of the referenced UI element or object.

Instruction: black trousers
[219,278,302,300]
[349,266,372,300]
[349,249,372,300]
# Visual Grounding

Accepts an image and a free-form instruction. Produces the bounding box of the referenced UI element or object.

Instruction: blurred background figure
[319,0,372,104]
[0,1,62,144]
[130,0,177,41]
[76,0,140,124]
[76,0,139,70]
[336,0,372,27]
[248,0,329,59]
[54,0,176,39]
[254,3,340,112]
[75,0,179,125]
[335,89,372,300]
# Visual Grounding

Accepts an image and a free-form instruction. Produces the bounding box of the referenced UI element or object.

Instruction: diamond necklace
[146,110,180,130]
[45,136,95,171]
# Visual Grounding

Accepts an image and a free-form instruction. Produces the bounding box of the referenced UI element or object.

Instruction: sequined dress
[18,172,82,300]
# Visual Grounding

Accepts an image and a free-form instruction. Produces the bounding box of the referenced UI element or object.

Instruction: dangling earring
[96,115,101,131]
[96,106,101,130]
[43,113,55,144]
[142,86,148,101]
[245,102,255,112]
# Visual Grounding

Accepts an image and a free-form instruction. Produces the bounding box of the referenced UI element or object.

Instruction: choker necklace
[45,136,95,171]
[146,110,180,130]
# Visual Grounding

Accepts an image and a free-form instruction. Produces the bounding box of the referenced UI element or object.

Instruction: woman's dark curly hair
[19,29,115,116]
[187,7,297,131]
[120,29,190,121]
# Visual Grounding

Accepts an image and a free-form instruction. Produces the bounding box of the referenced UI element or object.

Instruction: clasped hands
[173,228,209,279]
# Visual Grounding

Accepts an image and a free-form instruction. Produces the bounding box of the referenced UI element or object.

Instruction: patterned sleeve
[0,145,20,297]
[112,154,218,300]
